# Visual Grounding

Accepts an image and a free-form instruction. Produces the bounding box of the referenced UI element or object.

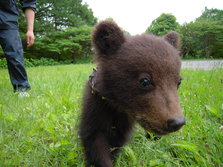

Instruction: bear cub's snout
[167,117,186,132]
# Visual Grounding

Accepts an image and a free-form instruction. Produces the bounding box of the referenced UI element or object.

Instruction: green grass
[0,65,222,166]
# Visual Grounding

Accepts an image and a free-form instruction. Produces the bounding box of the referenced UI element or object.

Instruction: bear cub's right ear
[92,20,125,56]
[163,31,180,49]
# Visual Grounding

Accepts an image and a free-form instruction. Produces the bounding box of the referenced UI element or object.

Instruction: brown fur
[80,20,185,167]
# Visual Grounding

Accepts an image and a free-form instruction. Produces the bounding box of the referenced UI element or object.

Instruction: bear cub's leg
[80,96,133,167]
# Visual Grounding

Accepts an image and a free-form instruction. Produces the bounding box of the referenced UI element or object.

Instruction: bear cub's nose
[167,117,185,132]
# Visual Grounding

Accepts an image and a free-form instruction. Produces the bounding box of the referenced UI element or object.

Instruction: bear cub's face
[93,21,185,135]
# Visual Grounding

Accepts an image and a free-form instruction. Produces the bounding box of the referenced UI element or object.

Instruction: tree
[17,0,97,61]
[19,0,97,35]
[33,26,93,61]
[197,7,223,22]
[146,13,179,35]
[179,8,223,58]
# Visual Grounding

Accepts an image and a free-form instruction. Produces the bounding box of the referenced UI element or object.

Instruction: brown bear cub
[80,20,185,167]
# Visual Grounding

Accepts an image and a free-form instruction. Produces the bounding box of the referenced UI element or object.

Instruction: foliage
[35,0,96,32]
[0,58,7,69]
[17,0,96,62]
[179,20,223,58]
[197,7,223,22]
[0,65,223,166]
[32,26,93,61]
[179,8,223,58]
[18,0,97,34]
[7,5,223,62]
[144,8,223,59]
[146,13,179,35]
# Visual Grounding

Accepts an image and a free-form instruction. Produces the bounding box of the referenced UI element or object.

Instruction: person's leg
[0,29,30,92]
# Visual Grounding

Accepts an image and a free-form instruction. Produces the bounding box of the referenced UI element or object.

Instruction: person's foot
[18,91,30,98]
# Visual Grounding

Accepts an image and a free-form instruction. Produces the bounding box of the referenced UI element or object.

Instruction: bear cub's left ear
[163,31,180,49]
[92,20,125,56]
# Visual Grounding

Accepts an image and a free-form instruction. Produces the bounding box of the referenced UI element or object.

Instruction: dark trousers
[0,29,30,92]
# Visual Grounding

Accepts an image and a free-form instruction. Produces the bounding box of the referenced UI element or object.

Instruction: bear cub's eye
[140,78,151,87]
[139,74,153,89]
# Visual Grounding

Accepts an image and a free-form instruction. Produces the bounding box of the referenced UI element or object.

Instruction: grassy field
[0,64,222,167]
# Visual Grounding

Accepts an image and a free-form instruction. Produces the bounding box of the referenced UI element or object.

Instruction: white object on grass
[18,92,30,98]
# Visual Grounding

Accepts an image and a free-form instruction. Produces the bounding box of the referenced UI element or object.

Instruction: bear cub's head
[92,20,185,135]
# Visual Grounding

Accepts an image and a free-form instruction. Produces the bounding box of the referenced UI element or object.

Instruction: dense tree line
[17,0,96,62]
[1,5,222,62]
[180,8,223,58]
[146,8,223,59]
